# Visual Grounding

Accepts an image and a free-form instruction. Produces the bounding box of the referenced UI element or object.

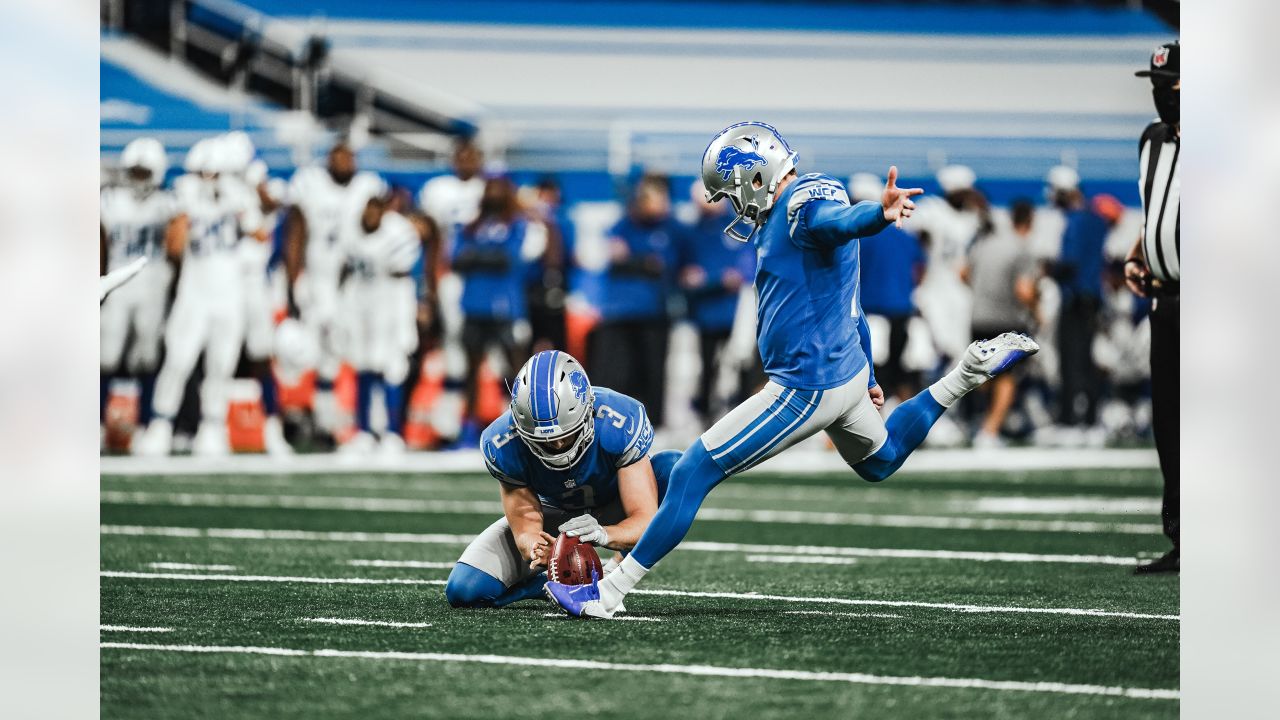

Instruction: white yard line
[147,562,237,571]
[101,525,1145,566]
[630,588,1178,621]
[964,496,1160,514]
[101,571,446,586]
[100,625,174,633]
[542,613,662,622]
[746,554,860,566]
[306,617,433,629]
[99,447,1160,476]
[347,559,455,569]
[99,642,1177,700]
[99,570,1175,621]
[100,492,1159,535]
[784,610,904,619]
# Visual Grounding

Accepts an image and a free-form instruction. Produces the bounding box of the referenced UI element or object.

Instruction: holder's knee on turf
[445,563,506,608]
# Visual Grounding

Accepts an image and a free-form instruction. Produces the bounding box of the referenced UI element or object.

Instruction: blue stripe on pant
[630,390,822,569]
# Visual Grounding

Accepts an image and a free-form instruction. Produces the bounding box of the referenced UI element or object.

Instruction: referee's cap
[1136,41,1179,80]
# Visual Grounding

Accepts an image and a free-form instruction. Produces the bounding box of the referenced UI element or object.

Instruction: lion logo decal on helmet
[715,145,769,182]
[568,370,590,405]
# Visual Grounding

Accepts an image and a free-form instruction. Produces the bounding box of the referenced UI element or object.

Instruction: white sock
[928,355,986,408]
[599,555,649,609]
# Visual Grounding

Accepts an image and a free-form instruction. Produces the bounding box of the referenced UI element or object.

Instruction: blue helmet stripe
[529,350,561,425]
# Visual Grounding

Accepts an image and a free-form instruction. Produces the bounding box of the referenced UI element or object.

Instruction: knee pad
[444,563,506,608]
[649,449,683,502]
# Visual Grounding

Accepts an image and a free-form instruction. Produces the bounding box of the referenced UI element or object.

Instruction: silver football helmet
[701,121,798,242]
[510,350,596,470]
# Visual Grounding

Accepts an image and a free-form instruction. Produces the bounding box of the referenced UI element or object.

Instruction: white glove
[559,514,609,547]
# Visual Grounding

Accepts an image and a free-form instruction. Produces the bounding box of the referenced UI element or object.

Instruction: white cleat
[131,419,173,457]
[379,433,407,455]
[962,333,1040,379]
[340,431,377,455]
[263,416,294,457]
[193,421,230,457]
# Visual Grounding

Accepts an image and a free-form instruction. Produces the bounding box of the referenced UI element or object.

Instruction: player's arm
[601,456,660,551]
[165,213,189,262]
[284,207,307,314]
[499,483,555,570]
[799,167,922,248]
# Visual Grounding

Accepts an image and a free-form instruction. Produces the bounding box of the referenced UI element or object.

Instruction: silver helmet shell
[510,350,596,470]
[121,137,167,194]
[701,121,798,242]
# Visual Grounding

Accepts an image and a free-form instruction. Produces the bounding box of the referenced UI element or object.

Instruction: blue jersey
[753,173,891,390]
[480,387,654,511]
[454,219,530,320]
[859,224,924,317]
[596,216,680,321]
[679,214,757,331]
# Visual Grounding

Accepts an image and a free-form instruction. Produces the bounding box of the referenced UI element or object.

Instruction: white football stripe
[542,613,662,623]
[100,525,1142,566]
[784,611,903,619]
[746,554,860,566]
[965,496,1160,515]
[99,570,1175,620]
[99,643,1178,700]
[100,625,174,633]
[147,562,237,571]
[347,560,455,569]
[306,618,433,629]
[100,492,1159,534]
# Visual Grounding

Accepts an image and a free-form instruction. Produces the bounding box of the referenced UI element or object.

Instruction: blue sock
[444,563,507,608]
[382,379,405,436]
[259,369,279,418]
[137,372,156,426]
[854,388,947,482]
[491,572,548,608]
[355,371,378,433]
[100,373,111,423]
[648,449,682,502]
[629,441,725,569]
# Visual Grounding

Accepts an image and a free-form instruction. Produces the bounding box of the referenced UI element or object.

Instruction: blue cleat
[544,579,617,619]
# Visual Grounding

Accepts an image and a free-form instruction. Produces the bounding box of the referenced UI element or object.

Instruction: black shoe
[1133,548,1179,575]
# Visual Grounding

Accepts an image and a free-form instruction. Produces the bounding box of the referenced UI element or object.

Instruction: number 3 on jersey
[596,404,626,429]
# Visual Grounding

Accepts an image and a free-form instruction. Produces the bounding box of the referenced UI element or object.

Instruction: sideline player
[284,141,385,440]
[338,195,423,453]
[100,137,179,436]
[445,350,679,609]
[133,137,267,456]
[547,122,1038,618]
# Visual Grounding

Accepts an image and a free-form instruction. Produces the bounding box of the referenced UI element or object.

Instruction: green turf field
[100,465,1178,719]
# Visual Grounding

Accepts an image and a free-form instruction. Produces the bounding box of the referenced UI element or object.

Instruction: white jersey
[289,166,386,284]
[173,174,263,303]
[340,211,422,377]
[418,174,483,253]
[101,186,176,272]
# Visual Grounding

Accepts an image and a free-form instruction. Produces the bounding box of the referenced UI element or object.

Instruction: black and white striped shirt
[1138,120,1180,282]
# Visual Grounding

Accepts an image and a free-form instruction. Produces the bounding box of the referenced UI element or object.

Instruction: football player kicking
[445,350,680,609]
[547,122,1039,618]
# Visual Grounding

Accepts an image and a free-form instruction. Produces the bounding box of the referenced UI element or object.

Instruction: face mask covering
[1153,84,1179,126]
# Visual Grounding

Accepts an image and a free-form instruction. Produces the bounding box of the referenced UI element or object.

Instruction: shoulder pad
[786,173,850,226]
[480,414,525,486]
[593,389,654,468]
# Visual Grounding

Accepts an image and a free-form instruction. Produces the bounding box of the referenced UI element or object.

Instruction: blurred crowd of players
[100,132,1152,457]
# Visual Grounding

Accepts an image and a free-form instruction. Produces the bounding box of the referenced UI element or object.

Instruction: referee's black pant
[1150,294,1179,550]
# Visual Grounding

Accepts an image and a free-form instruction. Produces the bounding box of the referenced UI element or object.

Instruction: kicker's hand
[881,166,924,229]
[868,384,885,410]
[525,531,556,571]
[559,514,610,547]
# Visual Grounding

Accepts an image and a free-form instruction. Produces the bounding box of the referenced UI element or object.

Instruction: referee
[1124,41,1180,574]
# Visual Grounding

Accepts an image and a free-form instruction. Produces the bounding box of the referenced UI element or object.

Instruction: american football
[97,0,1184,718]
[548,532,604,586]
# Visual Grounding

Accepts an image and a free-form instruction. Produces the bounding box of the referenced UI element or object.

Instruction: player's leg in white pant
[192,304,245,457]
[100,290,131,428]
[135,297,210,456]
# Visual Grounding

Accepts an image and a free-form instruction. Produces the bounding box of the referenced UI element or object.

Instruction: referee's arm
[1123,122,1161,298]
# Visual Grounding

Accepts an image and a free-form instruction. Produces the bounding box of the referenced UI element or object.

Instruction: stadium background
[100,2,1181,718]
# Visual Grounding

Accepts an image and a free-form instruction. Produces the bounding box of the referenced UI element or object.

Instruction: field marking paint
[100,570,1175,621]
[631,588,1178,621]
[100,525,1143,566]
[347,559,455,569]
[99,642,1178,700]
[746,554,860,566]
[306,617,433,629]
[147,562,237,571]
[101,571,446,586]
[100,492,1159,535]
[99,447,1160,477]
[965,496,1160,515]
[100,625,173,633]
[542,613,662,623]
[784,610,903,619]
